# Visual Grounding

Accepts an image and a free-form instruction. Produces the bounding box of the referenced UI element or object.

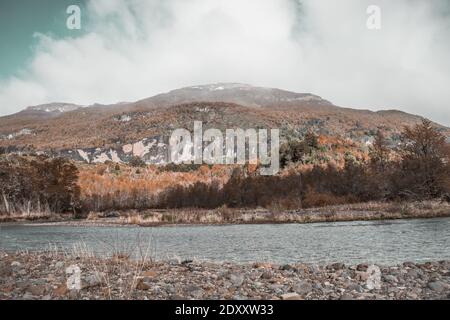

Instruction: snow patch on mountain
[26,103,83,113]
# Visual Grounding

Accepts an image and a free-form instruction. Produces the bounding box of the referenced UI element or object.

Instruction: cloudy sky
[0,0,449,124]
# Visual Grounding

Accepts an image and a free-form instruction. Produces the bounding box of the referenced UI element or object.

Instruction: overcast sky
[0,0,449,125]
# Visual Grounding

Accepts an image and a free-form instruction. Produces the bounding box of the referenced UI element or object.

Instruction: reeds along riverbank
[2,200,449,227]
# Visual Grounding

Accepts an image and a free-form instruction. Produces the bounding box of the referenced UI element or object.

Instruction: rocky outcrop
[54,136,170,165]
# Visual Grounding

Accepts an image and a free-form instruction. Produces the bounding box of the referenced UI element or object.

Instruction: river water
[0,218,449,265]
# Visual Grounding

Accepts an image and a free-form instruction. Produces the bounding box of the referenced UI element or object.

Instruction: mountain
[0,102,84,140]
[134,83,332,109]
[0,83,448,164]
[10,103,84,121]
[25,102,83,114]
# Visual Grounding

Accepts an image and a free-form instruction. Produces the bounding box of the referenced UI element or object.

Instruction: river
[1,217,449,265]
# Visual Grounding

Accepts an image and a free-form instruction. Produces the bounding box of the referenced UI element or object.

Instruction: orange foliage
[78,163,235,211]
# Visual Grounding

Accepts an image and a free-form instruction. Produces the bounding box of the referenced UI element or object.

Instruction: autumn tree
[304,131,319,150]
[369,130,391,172]
[280,132,319,168]
[34,157,80,212]
[397,119,450,198]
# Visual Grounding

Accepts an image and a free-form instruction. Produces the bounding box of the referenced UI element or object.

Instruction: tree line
[157,119,450,209]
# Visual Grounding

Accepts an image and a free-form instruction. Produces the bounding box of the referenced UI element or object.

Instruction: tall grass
[42,232,156,300]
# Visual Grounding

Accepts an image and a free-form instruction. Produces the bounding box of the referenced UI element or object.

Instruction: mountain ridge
[0,84,448,160]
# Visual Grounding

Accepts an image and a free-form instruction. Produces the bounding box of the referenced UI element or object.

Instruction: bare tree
[398,119,450,198]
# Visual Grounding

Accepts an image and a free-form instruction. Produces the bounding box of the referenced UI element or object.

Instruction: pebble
[427,281,447,293]
[281,293,302,300]
[292,281,313,295]
[260,271,272,280]
[383,275,398,283]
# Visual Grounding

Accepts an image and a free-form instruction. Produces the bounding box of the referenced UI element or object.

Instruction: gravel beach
[1,252,449,300]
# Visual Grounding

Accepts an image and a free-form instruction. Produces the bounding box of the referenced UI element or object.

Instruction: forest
[1,119,449,217]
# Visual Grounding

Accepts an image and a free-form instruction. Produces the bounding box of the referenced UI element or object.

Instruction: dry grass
[70,200,450,227]
[42,233,155,300]
[2,199,449,226]
[0,204,60,222]
[301,188,358,208]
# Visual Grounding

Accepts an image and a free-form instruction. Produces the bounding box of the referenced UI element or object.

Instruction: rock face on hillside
[0,84,448,164]
[56,136,170,165]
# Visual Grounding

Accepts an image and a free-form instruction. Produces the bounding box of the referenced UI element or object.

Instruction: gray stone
[27,284,46,296]
[293,281,313,295]
[166,285,176,294]
[406,269,419,278]
[356,263,368,272]
[185,284,202,293]
[280,264,295,271]
[383,275,398,283]
[268,284,284,291]
[281,293,302,300]
[82,272,105,288]
[347,283,364,293]
[330,263,345,270]
[308,265,320,273]
[427,281,447,292]
[402,262,416,268]
[22,292,34,300]
[406,292,418,299]
[189,289,205,299]
[168,257,181,265]
[230,274,245,287]
[340,293,354,300]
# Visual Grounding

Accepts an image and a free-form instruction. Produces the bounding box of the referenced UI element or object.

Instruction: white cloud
[0,0,449,125]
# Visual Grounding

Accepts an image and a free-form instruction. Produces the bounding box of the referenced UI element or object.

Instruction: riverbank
[1,201,450,227]
[0,251,448,300]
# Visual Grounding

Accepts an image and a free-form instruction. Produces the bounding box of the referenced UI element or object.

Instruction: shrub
[159,163,203,173]
[302,188,356,208]
[129,156,146,168]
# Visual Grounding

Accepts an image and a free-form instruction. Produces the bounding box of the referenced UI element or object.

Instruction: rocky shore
[0,251,449,300]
